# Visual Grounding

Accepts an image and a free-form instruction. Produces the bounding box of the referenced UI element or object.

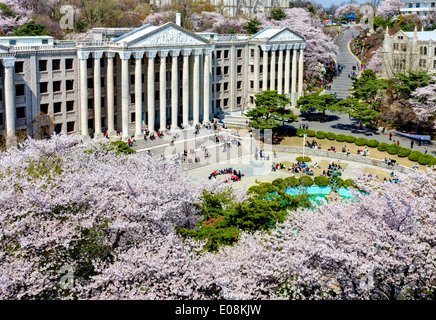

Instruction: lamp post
[300,133,307,160]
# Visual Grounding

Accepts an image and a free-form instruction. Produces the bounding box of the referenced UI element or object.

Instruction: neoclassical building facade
[0,22,305,146]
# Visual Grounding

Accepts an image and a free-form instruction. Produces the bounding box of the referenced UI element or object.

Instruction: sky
[312,0,368,9]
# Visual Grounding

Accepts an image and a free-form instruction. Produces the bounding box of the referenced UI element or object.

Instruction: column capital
[293,43,301,50]
[119,51,131,60]
[170,49,181,57]
[260,45,271,51]
[204,47,214,55]
[146,50,158,59]
[92,51,104,59]
[300,43,306,50]
[181,49,192,56]
[106,51,116,58]
[279,44,286,50]
[77,51,91,60]
[271,44,279,51]
[286,44,293,50]
[1,58,16,68]
[193,48,203,56]
[159,50,169,58]
[133,51,144,59]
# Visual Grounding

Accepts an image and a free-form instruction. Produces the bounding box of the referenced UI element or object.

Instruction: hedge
[342,179,357,188]
[387,144,401,155]
[307,130,316,137]
[314,176,330,187]
[366,140,379,148]
[418,154,434,165]
[408,151,423,162]
[285,176,300,187]
[299,176,314,186]
[296,156,312,163]
[335,134,346,142]
[272,178,287,190]
[316,131,326,139]
[355,137,368,146]
[397,148,412,158]
[345,135,356,143]
[325,132,336,140]
[377,142,390,151]
[429,158,436,167]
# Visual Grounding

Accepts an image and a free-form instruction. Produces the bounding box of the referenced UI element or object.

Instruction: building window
[66,100,74,112]
[40,104,49,114]
[65,58,74,70]
[0,113,3,126]
[216,51,222,59]
[223,98,229,107]
[216,100,221,109]
[131,94,135,104]
[39,60,47,72]
[131,112,135,122]
[130,74,135,84]
[0,88,2,101]
[224,66,229,75]
[237,65,242,74]
[260,65,263,74]
[250,96,254,104]
[420,46,428,55]
[53,102,62,113]
[401,43,407,51]
[224,82,229,91]
[16,84,25,96]
[237,49,242,58]
[250,65,254,73]
[216,67,221,76]
[40,82,48,93]
[53,81,61,92]
[15,61,24,73]
[237,81,242,90]
[42,39,48,45]
[393,43,399,50]
[237,97,242,105]
[87,78,94,89]
[419,59,427,68]
[16,107,26,118]
[88,118,94,129]
[87,59,93,69]
[434,60,436,69]
[250,80,254,89]
[88,98,94,109]
[216,83,221,92]
[66,79,74,91]
[52,59,61,71]
[9,40,16,45]
[224,50,229,59]
[251,49,254,57]
[67,121,75,132]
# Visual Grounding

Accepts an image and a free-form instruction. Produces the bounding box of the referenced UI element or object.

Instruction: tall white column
[159,50,169,131]
[262,47,269,91]
[120,52,130,140]
[106,52,115,136]
[192,49,201,126]
[291,47,298,106]
[203,48,212,124]
[254,46,260,93]
[298,46,305,99]
[284,47,291,98]
[93,52,103,138]
[147,50,157,133]
[2,58,17,146]
[78,51,90,137]
[270,48,276,91]
[134,52,144,138]
[182,50,191,128]
[277,47,284,94]
[170,50,179,129]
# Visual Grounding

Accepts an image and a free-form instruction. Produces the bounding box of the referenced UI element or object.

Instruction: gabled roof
[250,27,305,42]
[112,22,210,47]
[404,30,436,41]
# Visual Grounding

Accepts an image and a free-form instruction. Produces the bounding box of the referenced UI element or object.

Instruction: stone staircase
[220,114,250,129]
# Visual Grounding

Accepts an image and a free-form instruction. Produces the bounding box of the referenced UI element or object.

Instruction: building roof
[404,30,436,41]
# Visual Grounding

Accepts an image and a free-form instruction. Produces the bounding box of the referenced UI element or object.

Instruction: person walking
[389,132,392,140]
[410,140,414,149]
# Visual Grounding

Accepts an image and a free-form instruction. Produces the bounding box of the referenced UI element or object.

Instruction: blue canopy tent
[346,13,357,19]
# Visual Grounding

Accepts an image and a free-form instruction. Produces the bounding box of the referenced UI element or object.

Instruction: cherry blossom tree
[367,47,383,74]
[0,0,33,34]
[1,134,434,299]
[376,0,404,18]
[142,10,175,26]
[334,4,359,19]
[410,76,436,127]
[191,11,246,34]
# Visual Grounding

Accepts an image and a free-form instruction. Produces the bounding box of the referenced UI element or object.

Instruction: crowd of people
[288,161,314,176]
[208,168,244,183]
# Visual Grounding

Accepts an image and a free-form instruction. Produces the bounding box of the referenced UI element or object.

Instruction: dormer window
[9,40,16,45]
[42,39,48,44]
